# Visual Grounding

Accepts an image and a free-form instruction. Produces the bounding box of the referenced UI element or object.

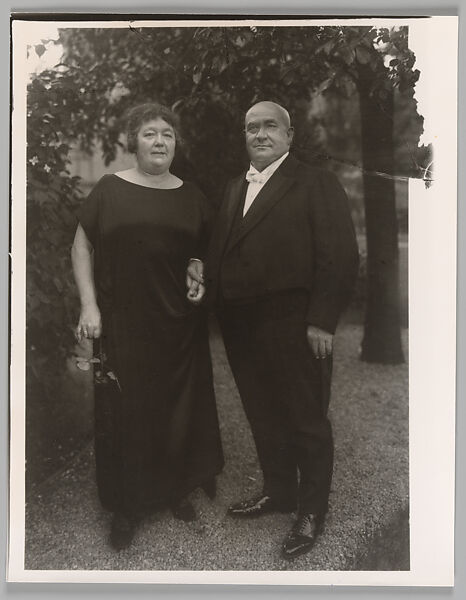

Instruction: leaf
[76,360,90,371]
[390,58,400,67]
[356,46,372,65]
[314,77,333,95]
[213,56,228,74]
[192,71,202,85]
[339,47,356,66]
[379,29,391,44]
[321,40,336,55]
[35,44,46,58]
[234,35,246,48]
[282,70,296,86]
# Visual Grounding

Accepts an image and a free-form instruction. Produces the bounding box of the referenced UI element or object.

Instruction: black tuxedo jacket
[205,154,359,334]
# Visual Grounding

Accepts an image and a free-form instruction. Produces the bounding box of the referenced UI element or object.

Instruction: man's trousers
[218,290,334,517]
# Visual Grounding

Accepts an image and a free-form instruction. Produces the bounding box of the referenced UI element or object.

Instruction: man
[188,101,359,558]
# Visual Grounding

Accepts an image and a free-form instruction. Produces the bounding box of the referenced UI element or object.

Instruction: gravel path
[25,323,409,572]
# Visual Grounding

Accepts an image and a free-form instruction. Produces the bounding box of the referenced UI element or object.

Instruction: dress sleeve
[77,176,107,247]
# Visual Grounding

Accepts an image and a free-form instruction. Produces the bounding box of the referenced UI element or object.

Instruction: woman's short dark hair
[125,103,181,154]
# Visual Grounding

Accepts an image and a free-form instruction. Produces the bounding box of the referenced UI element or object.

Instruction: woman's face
[136,118,176,174]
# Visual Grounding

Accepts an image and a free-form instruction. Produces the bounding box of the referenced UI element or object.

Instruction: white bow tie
[245,169,266,184]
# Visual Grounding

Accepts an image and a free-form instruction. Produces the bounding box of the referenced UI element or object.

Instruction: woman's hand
[187,281,206,305]
[72,224,101,340]
[186,259,205,305]
[76,303,102,341]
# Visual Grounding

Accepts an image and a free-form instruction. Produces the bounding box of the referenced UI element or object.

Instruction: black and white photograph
[9,14,457,585]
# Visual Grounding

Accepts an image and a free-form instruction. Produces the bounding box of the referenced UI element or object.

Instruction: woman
[71,103,223,551]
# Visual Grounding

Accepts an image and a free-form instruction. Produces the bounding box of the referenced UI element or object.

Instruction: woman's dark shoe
[171,497,197,522]
[109,513,136,551]
[201,478,217,500]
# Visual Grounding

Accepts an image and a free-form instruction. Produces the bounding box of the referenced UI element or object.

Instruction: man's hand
[76,303,102,341]
[306,325,333,359]
[186,259,205,305]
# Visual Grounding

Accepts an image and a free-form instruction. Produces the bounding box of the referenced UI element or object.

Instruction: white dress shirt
[243,152,289,216]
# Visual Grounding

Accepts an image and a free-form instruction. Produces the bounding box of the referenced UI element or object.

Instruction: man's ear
[287,126,295,145]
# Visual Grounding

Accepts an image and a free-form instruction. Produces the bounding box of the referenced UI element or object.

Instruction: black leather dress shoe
[228,494,295,518]
[109,513,136,551]
[282,513,324,559]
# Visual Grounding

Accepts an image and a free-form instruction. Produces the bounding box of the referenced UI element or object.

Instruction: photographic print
[9,15,457,585]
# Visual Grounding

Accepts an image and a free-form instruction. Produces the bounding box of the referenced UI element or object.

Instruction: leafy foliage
[54,25,429,195]
[27,67,84,392]
[27,24,426,387]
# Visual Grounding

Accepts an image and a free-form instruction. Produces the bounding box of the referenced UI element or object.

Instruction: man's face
[245,103,293,171]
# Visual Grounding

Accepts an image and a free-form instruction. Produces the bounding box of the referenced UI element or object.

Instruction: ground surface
[24,322,409,572]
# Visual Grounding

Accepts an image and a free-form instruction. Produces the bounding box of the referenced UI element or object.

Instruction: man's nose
[256,125,267,139]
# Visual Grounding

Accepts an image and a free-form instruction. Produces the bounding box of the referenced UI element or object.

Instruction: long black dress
[78,174,223,518]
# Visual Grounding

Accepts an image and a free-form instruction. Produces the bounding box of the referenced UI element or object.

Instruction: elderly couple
[71,100,359,559]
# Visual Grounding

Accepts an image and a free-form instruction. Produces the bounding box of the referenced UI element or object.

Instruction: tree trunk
[357,68,404,364]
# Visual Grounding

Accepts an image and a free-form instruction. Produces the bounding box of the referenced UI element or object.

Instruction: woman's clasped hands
[186,259,206,305]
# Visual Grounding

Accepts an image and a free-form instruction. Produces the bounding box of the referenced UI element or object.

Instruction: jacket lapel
[226,155,298,251]
[214,175,247,259]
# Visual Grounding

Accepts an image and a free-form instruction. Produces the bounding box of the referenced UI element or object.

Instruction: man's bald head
[244,101,294,171]
[245,101,291,129]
